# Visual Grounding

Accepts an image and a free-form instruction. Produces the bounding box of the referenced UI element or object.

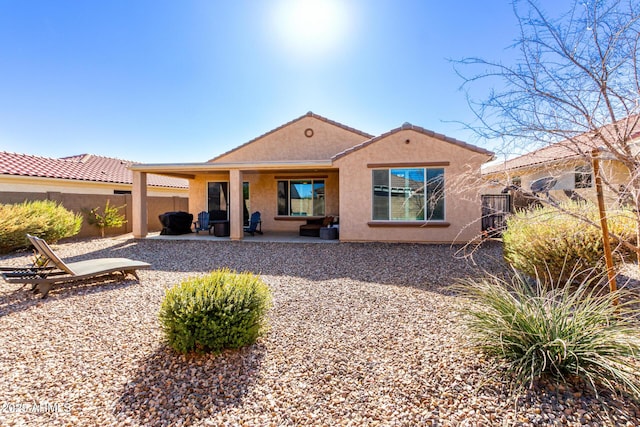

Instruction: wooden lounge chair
[1,234,151,298]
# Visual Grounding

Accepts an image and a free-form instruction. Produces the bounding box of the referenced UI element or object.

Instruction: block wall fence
[0,191,188,238]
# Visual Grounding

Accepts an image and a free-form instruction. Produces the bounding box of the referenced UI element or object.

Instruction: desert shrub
[503,202,636,284]
[0,200,82,253]
[82,200,127,237]
[158,269,272,354]
[455,272,640,400]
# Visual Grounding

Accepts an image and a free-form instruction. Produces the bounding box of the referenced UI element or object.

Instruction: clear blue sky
[0,0,568,163]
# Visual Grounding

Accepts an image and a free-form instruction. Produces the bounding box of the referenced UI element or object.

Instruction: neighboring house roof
[483,116,640,175]
[482,140,598,175]
[333,122,494,161]
[0,152,188,188]
[209,111,375,162]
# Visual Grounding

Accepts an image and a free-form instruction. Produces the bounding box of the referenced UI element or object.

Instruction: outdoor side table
[319,226,338,240]
[211,220,230,237]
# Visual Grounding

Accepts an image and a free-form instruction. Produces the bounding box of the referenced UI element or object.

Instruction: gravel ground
[0,237,638,426]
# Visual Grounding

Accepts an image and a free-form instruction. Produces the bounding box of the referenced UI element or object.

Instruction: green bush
[0,200,82,253]
[82,200,127,237]
[455,272,640,400]
[158,269,272,354]
[503,202,636,284]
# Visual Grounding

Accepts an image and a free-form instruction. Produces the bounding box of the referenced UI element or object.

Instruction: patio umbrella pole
[592,148,618,304]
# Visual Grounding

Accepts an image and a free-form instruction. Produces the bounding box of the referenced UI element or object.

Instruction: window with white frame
[372,168,445,221]
[277,179,325,216]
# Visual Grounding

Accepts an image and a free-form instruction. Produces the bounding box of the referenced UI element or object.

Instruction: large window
[278,179,325,216]
[372,168,444,221]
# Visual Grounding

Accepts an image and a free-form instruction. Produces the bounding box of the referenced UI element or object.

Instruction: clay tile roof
[482,116,640,175]
[332,122,494,161]
[481,140,596,175]
[209,111,375,162]
[0,152,188,188]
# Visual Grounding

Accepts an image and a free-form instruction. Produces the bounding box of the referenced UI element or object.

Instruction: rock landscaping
[0,237,638,426]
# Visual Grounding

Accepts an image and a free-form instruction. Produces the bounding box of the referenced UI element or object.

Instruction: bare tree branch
[455,0,640,259]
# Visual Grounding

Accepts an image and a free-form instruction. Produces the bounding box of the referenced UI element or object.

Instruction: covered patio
[129,160,338,241]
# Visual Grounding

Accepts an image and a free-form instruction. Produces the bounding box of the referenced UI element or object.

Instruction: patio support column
[229,169,244,240]
[132,171,148,238]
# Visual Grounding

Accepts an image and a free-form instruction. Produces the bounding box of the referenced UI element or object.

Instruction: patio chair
[244,211,263,236]
[193,211,212,234]
[1,234,151,298]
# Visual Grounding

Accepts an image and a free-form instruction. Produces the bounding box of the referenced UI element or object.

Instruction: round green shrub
[158,269,272,354]
[503,202,636,284]
[0,200,82,253]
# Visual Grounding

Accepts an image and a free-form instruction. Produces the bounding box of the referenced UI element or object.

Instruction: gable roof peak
[333,123,494,160]
[209,112,374,162]
[79,154,92,163]
[59,153,133,165]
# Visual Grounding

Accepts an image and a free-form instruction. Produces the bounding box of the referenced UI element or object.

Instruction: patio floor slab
[145,231,340,244]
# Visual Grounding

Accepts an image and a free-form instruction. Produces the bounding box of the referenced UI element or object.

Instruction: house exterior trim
[367,221,451,228]
[367,162,451,168]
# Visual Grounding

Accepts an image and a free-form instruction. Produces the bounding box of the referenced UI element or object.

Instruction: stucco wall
[334,129,491,243]
[213,116,369,163]
[188,170,340,233]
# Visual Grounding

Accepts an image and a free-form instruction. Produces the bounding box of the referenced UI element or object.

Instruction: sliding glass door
[207,181,250,224]
[207,182,229,221]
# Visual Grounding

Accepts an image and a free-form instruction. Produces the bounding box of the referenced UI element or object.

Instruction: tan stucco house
[129,112,494,243]
[482,118,640,207]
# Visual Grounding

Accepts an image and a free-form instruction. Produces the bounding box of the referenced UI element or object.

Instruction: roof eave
[0,173,188,189]
[129,160,335,175]
[482,150,619,176]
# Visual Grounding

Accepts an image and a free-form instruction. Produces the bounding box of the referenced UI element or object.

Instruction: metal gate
[481,194,511,237]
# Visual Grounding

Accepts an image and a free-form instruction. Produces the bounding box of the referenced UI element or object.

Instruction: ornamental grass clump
[159,269,272,354]
[503,202,636,284]
[455,271,640,401]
